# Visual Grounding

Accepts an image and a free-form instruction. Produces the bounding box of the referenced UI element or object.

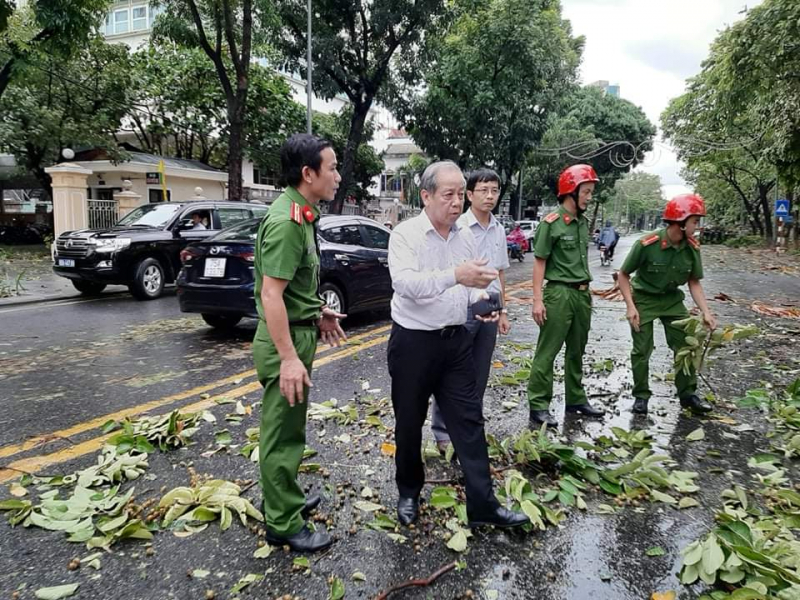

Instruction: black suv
[53,201,268,300]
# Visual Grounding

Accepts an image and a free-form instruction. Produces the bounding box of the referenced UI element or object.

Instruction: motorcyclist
[507,222,528,253]
[598,220,619,259]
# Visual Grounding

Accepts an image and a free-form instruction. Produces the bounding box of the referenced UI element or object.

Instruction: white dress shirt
[389,209,482,330]
[457,209,509,296]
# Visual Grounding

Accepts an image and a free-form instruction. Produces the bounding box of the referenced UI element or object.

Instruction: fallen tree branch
[374,561,458,600]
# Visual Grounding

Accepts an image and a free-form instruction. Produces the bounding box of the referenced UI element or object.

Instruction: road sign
[775,198,790,217]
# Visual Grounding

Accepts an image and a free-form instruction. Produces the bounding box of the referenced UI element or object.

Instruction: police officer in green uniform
[527,164,606,427]
[617,193,716,415]
[254,133,346,552]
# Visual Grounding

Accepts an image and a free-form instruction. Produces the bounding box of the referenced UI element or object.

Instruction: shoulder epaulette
[544,212,560,224]
[290,202,304,225]
[687,237,700,249]
[641,234,660,247]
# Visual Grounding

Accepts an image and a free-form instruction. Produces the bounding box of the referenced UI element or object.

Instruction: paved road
[0,235,798,600]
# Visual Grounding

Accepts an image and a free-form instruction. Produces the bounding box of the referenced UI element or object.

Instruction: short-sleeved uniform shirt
[620,228,704,322]
[533,205,592,283]
[254,187,323,323]
[457,209,510,297]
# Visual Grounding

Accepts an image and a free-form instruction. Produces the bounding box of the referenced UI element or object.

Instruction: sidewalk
[0,245,125,307]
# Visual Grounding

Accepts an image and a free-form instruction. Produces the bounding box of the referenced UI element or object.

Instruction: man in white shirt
[430,168,510,453]
[387,160,528,530]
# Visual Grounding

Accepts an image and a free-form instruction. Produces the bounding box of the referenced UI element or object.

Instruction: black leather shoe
[632,398,649,414]
[397,496,419,526]
[565,402,605,417]
[529,409,558,428]
[264,524,333,552]
[301,494,321,517]
[680,395,712,414]
[468,506,529,529]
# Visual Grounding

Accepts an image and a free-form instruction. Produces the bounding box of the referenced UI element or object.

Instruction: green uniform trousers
[253,321,318,537]
[630,310,697,401]
[527,283,592,411]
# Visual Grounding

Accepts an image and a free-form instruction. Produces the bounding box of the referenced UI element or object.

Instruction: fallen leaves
[750,301,800,320]
[34,584,80,600]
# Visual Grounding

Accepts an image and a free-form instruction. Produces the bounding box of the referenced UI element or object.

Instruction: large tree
[153,0,276,201]
[523,86,656,225]
[396,0,583,216]
[604,171,664,231]
[0,37,133,197]
[125,43,303,173]
[274,0,449,213]
[0,0,110,100]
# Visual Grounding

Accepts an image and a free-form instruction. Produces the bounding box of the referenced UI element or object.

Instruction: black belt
[289,319,318,328]
[548,281,590,291]
[394,322,463,339]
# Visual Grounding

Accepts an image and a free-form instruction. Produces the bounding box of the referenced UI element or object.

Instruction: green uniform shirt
[533,206,592,283]
[254,187,323,323]
[620,228,704,322]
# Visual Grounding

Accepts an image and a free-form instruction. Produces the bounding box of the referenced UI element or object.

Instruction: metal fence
[87,199,119,230]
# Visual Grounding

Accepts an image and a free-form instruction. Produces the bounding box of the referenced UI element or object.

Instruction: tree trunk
[589,201,600,232]
[226,100,245,202]
[331,99,371,214]
[0,57,14,101]
[758,184,773,240]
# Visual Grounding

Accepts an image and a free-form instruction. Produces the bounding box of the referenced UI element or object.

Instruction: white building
[99,1,416,205]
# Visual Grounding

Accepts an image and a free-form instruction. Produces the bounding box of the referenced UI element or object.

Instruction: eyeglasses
[473,187,500,196]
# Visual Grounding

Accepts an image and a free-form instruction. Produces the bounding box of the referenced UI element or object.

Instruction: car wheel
[129,257,165,300]
[71,280,107,296]
[320,282,346,315]
[201,313,243,329]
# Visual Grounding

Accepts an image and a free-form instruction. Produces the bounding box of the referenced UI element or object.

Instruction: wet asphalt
[0,235,799,600]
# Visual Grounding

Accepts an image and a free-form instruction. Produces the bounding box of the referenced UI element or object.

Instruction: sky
[560,0,762,198]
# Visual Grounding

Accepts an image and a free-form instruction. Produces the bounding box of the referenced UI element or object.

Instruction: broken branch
[374,561,458,600]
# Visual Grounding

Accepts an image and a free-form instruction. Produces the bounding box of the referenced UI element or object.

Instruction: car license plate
[58,259,75,267]
[204,257,226,278]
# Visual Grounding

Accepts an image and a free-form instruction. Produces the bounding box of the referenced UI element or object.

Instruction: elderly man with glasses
[430,167,510,455]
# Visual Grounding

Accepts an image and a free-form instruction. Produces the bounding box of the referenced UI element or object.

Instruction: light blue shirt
[457,209,509,296]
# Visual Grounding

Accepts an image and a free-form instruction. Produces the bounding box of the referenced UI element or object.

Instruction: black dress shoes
[397,496,420,526]
[632,397,649,414]
[529,409,558,428]
[680,395,712,414]
[301,494,321,517]
[264,523,333,552]
[468,506,530,529]
[565,402,605,417]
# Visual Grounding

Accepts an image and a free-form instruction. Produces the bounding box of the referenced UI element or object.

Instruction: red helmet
[557,164,600,197]
[663,193,706,222]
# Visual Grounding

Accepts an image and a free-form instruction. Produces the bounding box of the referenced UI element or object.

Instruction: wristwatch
[500,308,508,314]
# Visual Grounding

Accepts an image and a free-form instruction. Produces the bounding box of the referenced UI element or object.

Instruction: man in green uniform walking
[254,133,346,552]
[527,164,606,427]
[617,193,716,415]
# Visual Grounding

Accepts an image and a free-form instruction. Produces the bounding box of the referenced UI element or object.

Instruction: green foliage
[603,171,664,230]
[724,235,765,249]
[0,36,132,193]
[399,0,583,202]
[158,479,264,531]
[672,317,758,379]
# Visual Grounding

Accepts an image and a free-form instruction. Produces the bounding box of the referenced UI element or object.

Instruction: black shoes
[529,409,558,428]
[397,496,420,526]
[565,402,605,417]
[264,523,333,552]
[680,395,713,414]
[468,506,530,529]
[632,397,649,414]
[301,494,321,517]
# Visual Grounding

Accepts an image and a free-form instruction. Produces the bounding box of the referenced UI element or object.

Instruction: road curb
[0,290,129,308]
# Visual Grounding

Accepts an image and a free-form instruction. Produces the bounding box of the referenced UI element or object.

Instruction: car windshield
[116,204,182,228]
[210,219,260,242]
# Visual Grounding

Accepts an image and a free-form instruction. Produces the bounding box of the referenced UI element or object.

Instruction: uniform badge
[563,214,572,225]
[641,234,659,247]
[661,238,669,250]
[290,202,314,224]
[544,212,560,224]
[687,237,700,249]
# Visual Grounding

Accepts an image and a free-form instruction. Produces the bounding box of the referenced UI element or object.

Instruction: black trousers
[387,322,499,515]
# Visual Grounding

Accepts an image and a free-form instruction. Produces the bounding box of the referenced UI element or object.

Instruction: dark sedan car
[176,214,393,328]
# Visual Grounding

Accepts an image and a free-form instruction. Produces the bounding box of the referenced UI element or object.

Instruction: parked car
[176,215,393,329]
[53,201,268,300]
[517,220,538,251]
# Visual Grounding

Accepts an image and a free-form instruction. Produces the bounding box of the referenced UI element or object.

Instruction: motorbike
[507,241,525,262]
[599,244,611,267]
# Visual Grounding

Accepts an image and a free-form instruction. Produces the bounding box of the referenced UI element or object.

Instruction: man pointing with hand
[387,160,528,531]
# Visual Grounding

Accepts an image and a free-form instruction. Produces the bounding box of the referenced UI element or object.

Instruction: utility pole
[517,163,524,222]
[306,0,313,134]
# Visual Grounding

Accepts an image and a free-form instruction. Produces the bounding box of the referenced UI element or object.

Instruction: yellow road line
[0,324,390,461]
[0,333,390,483]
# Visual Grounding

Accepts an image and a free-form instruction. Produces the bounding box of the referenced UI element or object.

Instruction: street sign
[783,214,793,224]
[775,198,790,217]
